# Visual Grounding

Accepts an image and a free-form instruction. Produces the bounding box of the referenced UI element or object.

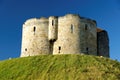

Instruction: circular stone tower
[80,17,97,55]
[53,14,81,54]
[21,18,50,57]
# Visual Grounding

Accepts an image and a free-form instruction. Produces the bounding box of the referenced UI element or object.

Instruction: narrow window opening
[25,48,27,51]
[33,26,36,35]
[71,24,74,33]
[86,47,89,54]
[58,46,61,53]
[33,26,36,32]
[52,20,54,26]
[85,24,88,30]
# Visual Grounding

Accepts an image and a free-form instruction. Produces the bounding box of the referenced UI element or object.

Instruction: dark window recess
[58,46,61,53]
[86,47,88,54]
[25,48,27,51]
[71,24,74,33]
[52,20,54,26]
[59,46,61,50]
[85,24,88,30]
[33,26,36,32]
[33,26,36,35]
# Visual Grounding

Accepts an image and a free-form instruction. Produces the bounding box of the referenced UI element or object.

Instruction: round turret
[21,18,50,57]
[53,14,81,54]
[80,17,97,55]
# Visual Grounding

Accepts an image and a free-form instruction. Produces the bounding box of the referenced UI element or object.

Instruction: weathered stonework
[20,14,109,57]
[97,29,109,57]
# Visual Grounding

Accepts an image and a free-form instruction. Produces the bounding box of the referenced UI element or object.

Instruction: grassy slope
[0,54,120,80]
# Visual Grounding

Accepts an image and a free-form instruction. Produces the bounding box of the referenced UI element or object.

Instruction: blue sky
[0,0,120,61]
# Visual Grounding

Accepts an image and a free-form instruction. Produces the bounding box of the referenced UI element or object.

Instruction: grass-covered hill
[0,54,120,80]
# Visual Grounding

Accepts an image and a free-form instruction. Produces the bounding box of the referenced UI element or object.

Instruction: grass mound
[0,54,120,80]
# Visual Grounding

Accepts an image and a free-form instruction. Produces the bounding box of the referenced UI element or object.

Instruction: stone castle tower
[21,14,109,57]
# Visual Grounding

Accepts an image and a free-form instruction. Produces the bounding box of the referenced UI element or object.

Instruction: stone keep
[21,14,109,57]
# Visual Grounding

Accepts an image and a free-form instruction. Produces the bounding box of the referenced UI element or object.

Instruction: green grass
[0,54,120,80]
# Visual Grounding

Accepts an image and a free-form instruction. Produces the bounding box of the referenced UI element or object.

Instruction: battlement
[21,14,109,57]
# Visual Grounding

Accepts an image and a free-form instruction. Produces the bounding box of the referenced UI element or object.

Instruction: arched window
[71,24,74,33]
[33,26,36,32]
[52,20,54,26]
[33,26,36,35]
[58,46,61,53]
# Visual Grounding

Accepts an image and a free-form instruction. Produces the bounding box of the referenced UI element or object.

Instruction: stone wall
[97,29,109,57]
[21,18,50,57]
[53,14,81,54]
[80,17,97,55]
[48,16,58,41]
[20,14,109,57]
